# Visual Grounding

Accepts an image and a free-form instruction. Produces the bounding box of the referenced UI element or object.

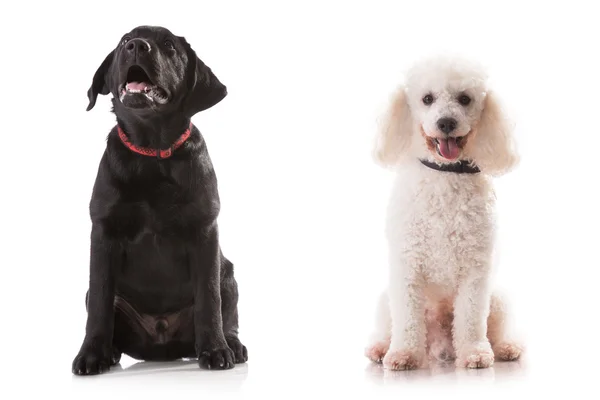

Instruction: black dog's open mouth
[119,65,168,105]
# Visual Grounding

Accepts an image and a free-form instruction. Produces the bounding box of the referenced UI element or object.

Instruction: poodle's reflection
[365,359,525,385]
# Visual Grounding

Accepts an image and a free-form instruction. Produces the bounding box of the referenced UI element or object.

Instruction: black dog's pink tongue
[438,137,460,159]
[126,82,149,91]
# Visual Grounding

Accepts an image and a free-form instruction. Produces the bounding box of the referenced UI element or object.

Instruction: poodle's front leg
[383,258,426,370]
[453,270,495,369]
[364,291,391,363]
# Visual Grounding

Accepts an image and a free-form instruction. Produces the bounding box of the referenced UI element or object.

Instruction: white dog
[365,55,523,370]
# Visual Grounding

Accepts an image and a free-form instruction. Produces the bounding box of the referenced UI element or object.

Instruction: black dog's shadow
[71,359,249,393]
[79,358,250,388]
[113,358,247,375]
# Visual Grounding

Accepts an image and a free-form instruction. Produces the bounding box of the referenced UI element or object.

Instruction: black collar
[419,159,481,174]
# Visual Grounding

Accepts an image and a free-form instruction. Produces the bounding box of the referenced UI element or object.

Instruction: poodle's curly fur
[366,55,523,370]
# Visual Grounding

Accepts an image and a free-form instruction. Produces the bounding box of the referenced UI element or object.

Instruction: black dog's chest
[103,174,198,242]
[118,233,194,314]
[113,198,176,240]
[105,179,201,312]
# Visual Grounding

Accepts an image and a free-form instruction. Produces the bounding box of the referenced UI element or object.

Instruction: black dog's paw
[111,347,122,366]
[226,336,248,364]
[198,346,235,370]
[72,344,113,376]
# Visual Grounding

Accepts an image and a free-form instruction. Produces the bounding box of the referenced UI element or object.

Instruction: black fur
[72,26,247,375]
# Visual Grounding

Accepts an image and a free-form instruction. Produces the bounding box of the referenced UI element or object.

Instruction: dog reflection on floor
[107,358,249,377]
[365,358,525,384]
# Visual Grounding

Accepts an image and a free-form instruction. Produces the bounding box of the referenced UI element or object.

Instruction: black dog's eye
[422,94,434,105]
[121,36,131,46]
[164,40,175,49]
[458,94,471,106]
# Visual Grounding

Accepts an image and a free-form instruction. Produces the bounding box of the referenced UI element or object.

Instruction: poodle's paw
[456,343,495,369]
[365,340,390,363]
[383,348,424,371]
[493,341,523,361]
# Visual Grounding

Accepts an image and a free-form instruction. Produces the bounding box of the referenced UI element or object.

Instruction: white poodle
[365,55,523,370]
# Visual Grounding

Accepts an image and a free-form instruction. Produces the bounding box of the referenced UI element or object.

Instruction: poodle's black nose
[437,118,457,134]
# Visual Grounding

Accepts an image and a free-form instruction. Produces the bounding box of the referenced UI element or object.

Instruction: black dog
[72,26,247,375]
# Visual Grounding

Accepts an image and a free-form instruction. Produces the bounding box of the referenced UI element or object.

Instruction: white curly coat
[365,56,523,370]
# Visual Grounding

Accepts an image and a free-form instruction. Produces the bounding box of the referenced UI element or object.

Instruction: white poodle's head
[374,55,518,176]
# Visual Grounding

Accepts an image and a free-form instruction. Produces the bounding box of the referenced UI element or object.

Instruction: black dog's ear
[183,39,227,116]
[86,50,115,111]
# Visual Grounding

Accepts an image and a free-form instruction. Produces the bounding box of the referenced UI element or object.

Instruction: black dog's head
[86,26,226,117]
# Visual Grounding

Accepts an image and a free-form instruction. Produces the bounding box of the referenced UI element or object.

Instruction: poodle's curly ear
[373,85,414,168]
[468,91,519,176]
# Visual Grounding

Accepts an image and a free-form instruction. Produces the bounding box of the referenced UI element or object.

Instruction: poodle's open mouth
[434,137,466,160]
[119,65,168,104]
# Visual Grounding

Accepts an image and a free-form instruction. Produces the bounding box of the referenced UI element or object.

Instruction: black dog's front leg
[192,225,234,370]
[72,226,121,375]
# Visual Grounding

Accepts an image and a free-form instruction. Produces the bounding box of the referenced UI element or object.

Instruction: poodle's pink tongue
[438,137,460,160]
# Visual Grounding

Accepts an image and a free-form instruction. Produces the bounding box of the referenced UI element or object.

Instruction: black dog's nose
[437,117,457,134]
[125,38,151,54]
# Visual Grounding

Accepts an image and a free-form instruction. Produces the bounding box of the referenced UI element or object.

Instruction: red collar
[117,123,193,159]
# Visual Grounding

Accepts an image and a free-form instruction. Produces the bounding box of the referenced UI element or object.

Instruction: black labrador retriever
[72,26,247,375]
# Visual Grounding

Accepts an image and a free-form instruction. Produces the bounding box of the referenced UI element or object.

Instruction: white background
[1,0,599,398]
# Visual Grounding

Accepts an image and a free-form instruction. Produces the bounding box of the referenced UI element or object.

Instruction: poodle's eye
[458,94,471,106]
[422,94,434,105]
